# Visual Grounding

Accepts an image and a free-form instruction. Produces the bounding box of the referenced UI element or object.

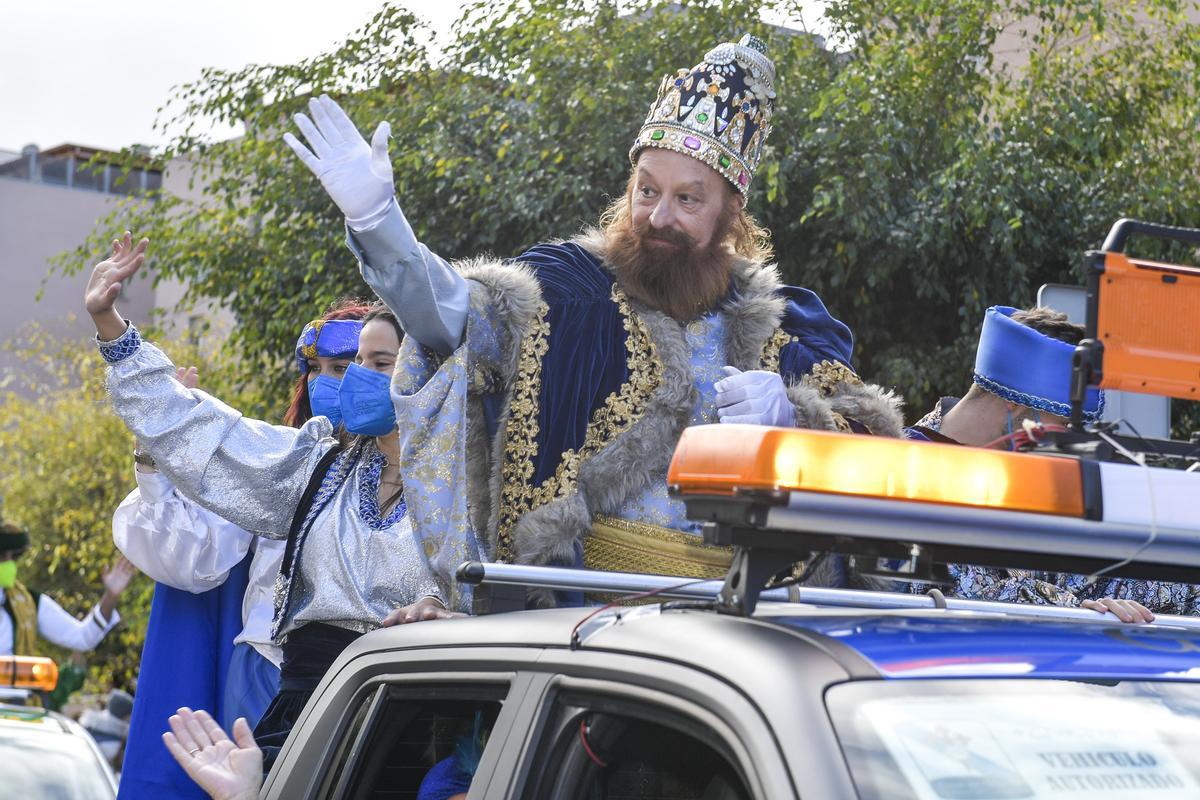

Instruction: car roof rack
[455,561,1200,631]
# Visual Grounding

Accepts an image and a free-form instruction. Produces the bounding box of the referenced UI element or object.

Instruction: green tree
[0,327,262,694]
[60,0,1200,425]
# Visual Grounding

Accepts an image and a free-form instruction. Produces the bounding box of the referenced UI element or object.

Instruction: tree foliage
[0,329,261,693]
[60,0,1200,422]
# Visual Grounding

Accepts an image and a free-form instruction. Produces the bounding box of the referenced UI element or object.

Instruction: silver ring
[188,747,201,756]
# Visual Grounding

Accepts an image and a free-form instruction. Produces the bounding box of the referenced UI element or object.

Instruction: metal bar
[767,492,1200,571]
[457,562,1200,630]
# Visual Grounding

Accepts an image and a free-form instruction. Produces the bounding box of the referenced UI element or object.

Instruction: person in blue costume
[114,301,367,800]
[904,306,1104,446]
[903,305,1198,622]
[283,34,906,604]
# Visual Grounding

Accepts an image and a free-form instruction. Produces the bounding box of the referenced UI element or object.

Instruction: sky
[1,0,828,155]
[0,0,462,153]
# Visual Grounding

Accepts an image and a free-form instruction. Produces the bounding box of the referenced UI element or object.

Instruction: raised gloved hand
[715,366,795,427]
[283,94,394,224]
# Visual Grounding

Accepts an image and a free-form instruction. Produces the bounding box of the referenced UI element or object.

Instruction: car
[0,681,119,800]
[262,426,1200,799]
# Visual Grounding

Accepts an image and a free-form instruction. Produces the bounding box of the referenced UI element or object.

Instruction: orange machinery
[1070,218,1200,429]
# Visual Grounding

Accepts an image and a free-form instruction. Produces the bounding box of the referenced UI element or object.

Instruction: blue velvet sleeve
[775,286,855,382]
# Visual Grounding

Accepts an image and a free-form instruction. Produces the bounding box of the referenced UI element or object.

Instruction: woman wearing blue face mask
[112,299,369,799]
[286,299,371,428]
[86,235,477,772]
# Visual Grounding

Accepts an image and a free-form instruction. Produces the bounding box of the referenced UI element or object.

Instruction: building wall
[0,176,155,391]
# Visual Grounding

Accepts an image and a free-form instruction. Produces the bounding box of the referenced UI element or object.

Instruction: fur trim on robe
[454,235,904,601]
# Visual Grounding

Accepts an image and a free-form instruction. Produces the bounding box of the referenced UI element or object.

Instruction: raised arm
[112,366,254,591]
[35,558,134,652]
[284,94,469,355]
[86,235,336,538]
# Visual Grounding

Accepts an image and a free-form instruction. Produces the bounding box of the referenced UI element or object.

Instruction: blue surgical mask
[338,363,396,436]
[307,374,344,428]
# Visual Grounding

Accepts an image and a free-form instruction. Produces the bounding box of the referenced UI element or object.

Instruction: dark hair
[1009,306,1085,346]
[284,297,372,428]
[361,303,403,343]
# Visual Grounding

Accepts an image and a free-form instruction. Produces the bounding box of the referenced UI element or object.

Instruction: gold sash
[585,515,733,579]
[7,581,38,656]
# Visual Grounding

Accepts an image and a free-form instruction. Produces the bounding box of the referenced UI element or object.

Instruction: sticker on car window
[862,695,1200,799]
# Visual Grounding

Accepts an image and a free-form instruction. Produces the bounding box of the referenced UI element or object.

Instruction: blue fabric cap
[294,318,363,373]
[973,306,1104,422]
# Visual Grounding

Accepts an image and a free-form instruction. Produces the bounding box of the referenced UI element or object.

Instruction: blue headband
[973,306,1104,422]
[294,318,363,373]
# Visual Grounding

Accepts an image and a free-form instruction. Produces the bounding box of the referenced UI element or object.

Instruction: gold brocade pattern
[495,302,552,562]
[758,328,796,371]
[807,359,863,397]
[586,515,732,579]
[495,285,663,562]
[8,581,38,656]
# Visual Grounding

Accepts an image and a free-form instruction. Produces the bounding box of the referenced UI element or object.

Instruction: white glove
[283,94,394,224]
[715,366,795,427]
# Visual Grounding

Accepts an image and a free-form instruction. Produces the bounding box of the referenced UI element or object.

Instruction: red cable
[579,718,608,767]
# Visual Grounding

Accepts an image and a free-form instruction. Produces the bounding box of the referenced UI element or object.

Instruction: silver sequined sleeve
[105,337,337,539]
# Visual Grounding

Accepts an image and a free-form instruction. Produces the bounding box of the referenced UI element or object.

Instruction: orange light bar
[0,656,59,692]
[668,425,1085,517]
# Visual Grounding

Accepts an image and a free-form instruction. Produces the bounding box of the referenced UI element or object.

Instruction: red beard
[604,212,736,323]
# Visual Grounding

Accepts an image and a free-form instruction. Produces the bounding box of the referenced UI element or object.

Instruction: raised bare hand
[102,556,138,597]
[163,708,263,800]
[176,366,200,390]
[85,232,147,316]
[86,232,148,341]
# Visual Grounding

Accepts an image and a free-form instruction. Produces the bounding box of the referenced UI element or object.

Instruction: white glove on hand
[283,94,394,224]
[715,366,795,427]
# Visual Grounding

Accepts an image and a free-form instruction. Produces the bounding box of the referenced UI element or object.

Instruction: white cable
[1084,428,1159,584]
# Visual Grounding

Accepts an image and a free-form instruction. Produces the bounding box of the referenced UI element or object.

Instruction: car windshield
[0,726,114,799]
[827,679,1200,800]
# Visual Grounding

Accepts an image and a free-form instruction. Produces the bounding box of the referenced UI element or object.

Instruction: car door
[483,651,797,800]
[263,646,548,800]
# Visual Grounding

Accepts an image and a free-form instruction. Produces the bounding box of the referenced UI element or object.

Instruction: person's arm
[85,234,335,538]
[35,559,134,652]
[283,94,469,355]
[113,471,252,593]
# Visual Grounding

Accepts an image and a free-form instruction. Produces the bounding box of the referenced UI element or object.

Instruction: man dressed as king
[285,34,904,605]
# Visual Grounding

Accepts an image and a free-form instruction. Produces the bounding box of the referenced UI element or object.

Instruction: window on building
[525,691,751,800]
[39,155,70,186]
[73,161,106,192]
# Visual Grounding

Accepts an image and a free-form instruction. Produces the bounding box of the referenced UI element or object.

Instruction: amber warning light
[0,656,59,692]
[668,425,1085,517]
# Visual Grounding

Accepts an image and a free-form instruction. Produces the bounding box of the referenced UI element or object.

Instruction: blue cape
[118,559,249,799]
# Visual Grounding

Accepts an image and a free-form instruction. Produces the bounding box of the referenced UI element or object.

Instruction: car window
[525,691,751,800]
[323,683,505,800]
[0,727,115,799]
[827,679,1200,800]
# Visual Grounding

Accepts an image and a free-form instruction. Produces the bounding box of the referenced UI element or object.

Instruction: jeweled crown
[630,33,776,195]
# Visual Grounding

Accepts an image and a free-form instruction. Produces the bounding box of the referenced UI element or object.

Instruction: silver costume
[100,326,449,640]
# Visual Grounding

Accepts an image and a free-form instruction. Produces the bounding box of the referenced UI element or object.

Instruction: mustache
[638,224,695,250]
